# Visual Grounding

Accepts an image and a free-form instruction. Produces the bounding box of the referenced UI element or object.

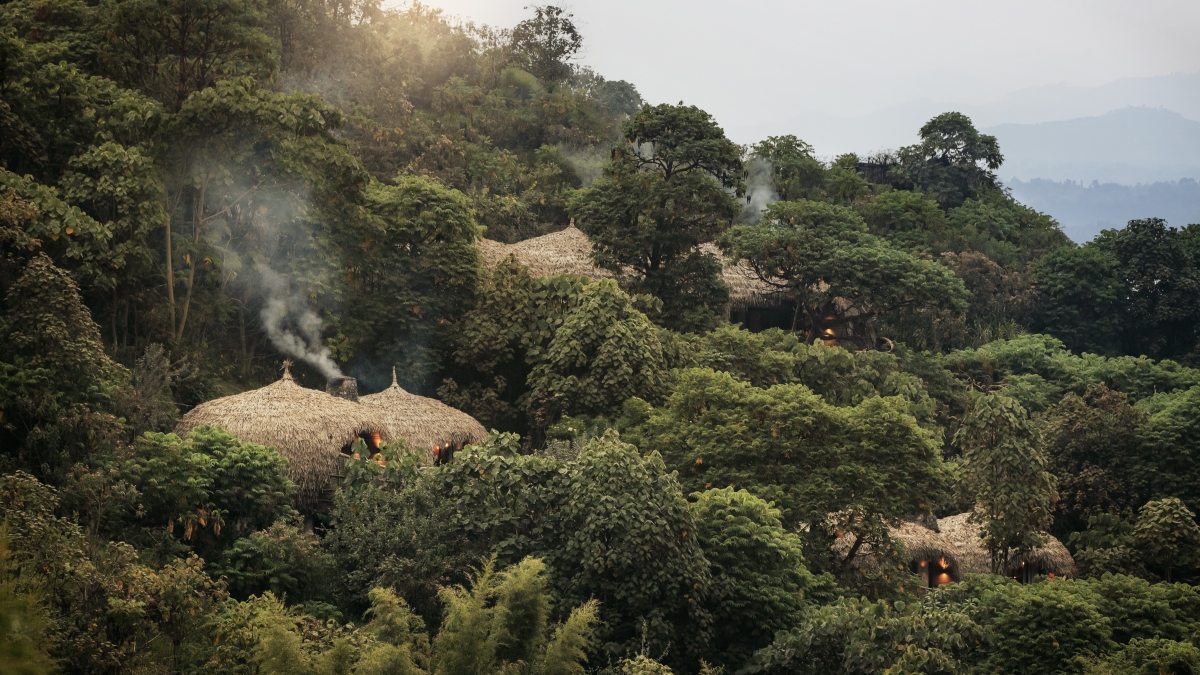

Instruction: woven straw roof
[700,242,789,310]
[175,366,386,509]
[936,512,1076,578]
[359,368,488,455]
[476,226,784,309]
[841,511,1076,580]
[478,226,611,279]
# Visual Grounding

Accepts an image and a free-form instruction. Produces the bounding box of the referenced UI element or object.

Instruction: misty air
[0,2,1198,675]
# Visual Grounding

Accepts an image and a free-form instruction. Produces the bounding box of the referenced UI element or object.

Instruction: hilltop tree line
[3,2,1200,675]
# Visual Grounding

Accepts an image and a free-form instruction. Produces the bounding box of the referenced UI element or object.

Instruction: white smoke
[742,156,779,223]
[258,266,343,379]
[562,144,614,188]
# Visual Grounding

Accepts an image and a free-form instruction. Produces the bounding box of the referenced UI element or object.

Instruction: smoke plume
[742,156,779,223]
[258,266,343,379]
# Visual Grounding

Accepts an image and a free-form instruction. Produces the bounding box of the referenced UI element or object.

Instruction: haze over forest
[423,0,1200,241]
[6,2,1200,675]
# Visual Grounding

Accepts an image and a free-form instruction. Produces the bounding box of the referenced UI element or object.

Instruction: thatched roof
[359,368,488,456]
[476,226,785,309]
[842,511,1076,580]
[700,243,789,310]
[175,367,386,510]
[935,512,1076,578]
[478,226,611,279]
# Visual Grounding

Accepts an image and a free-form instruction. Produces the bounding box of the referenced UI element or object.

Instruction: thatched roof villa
[478,226,612,279]
[476,226,786,322]
[360,368,488,463]
[846,512,1076,587]
[175,366,389,510]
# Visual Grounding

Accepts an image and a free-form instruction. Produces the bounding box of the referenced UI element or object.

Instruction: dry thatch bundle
[359,368,488,457]
[841,512,1076,581]
[700,242,789,310]
[475,226,785,309]
[175,367,386,509]
[936,512,1076,578]
[478,226,611,279]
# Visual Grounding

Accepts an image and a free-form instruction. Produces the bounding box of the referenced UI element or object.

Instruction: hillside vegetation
[2,3,1200,675]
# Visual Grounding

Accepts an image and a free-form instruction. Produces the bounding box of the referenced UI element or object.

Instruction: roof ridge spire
[391,366,398,387]
[281,359,294,380]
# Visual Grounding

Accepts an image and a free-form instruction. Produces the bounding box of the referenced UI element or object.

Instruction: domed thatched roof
[359,368,488,455]
[476,226,784,310]
[841,511,1076,581]
[702,242,790,310]
[175,367,386,509]
[936,512,1076,578]
[478,226,611,279]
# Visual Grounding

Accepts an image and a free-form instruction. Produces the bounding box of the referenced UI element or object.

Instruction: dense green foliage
[628,367,946,575]
[955,393,1057,574]
[439,260,666,434]
[722,199,968,343]
[3,2,1200,674]
[571,103,743,332]
[690,487,817,668]
[327,431,710,668]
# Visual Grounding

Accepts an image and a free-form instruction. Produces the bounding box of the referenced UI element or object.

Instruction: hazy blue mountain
[987,107,1200,184]
[1007,177,1200,243]
[970,72,1200,126]
[732,72,1200,163]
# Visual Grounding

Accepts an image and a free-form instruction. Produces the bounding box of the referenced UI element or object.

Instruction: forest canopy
[2,2,1200,675]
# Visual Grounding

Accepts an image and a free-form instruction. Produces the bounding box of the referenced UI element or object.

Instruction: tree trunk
[175,182,206,341]
[804,308,821,344]
[841,531,867,572]
[111,286,119,353]
[164,216,176,339]
[238,303,250,378]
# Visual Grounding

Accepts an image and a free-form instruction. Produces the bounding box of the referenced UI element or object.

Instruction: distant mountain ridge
[729,72,1200,169]
[1007,177,1200,244]
[969,72,1200,126]
[986,107,1200,184]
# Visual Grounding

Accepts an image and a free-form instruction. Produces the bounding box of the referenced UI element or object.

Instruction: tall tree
[1131,498,1200,583]
[0,253,127,478]
[722,199,968,346]
[856,189,948,253]
[1095,218,1200,361]
[928,251,1037,349]
[691,487,814,670]
[1032,243,1125,355]
[337,174,482,391]
[1042,385,1147,539]
[544,431,711,668]
[157,78,366,344]
[508,5,582,83]
[524,278,666,428]
[440,265,665,435]
[751,135,826,202]
[954,393,1057,575]
[99,0,276,112]
[1137,384,1200,513]
[571,103,744,332]
[897,112,1002,209]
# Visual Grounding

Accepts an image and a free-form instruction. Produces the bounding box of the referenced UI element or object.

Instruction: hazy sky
[398,0,1200,146]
